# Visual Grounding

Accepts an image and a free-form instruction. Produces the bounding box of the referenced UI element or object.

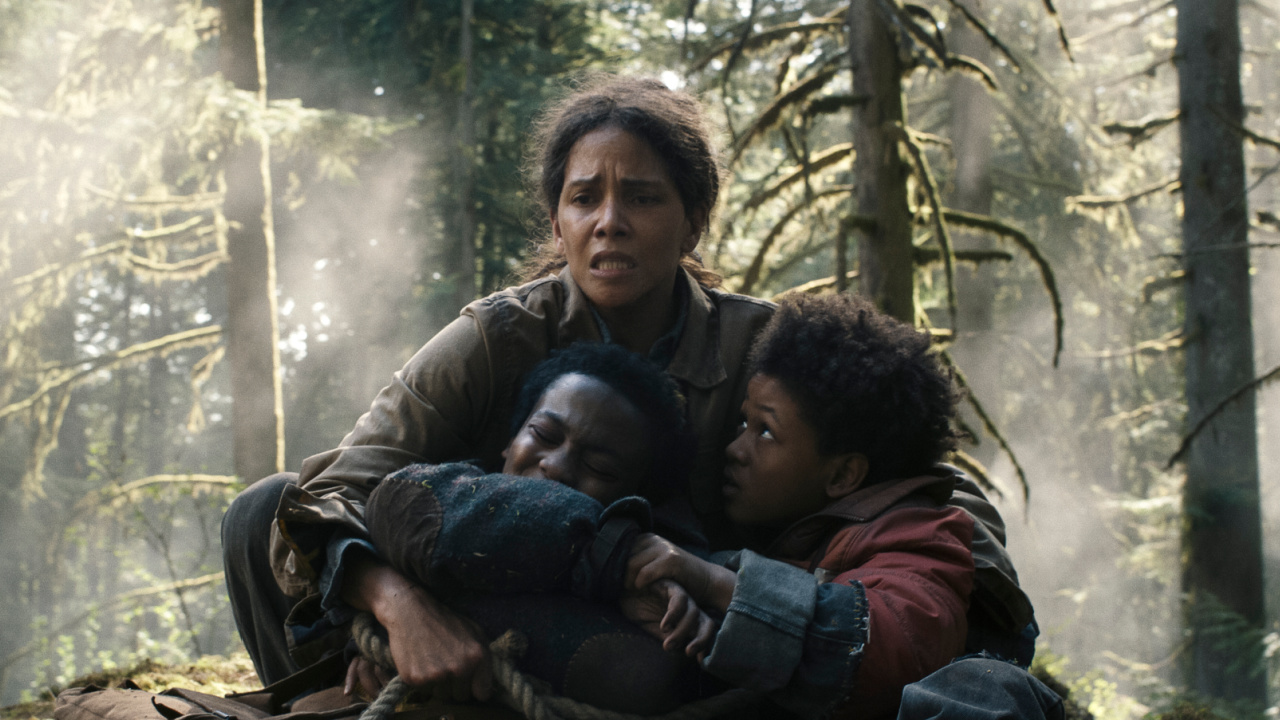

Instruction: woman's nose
[594,195,628,237]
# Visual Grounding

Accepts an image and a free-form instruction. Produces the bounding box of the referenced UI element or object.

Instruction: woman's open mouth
[591,252,637,274]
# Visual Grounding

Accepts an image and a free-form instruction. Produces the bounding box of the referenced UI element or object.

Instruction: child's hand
[619,578,717,660]
[626,533,737,613]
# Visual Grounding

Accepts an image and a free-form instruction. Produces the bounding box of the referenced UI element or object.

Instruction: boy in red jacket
[625,292,1051,719]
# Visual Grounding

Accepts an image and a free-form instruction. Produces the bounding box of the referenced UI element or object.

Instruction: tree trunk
[453,0,477,311]
[849,0,913,322]
[220,0,285,482]
[1175,0,1265,703]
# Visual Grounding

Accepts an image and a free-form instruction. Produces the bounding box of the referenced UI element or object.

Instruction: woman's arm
[341,554,493,701]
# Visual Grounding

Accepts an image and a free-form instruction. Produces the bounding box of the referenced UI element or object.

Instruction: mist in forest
[3,0,1279,715]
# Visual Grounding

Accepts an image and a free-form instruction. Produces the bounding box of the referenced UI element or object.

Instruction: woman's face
[501,373,652,506]
[552,126,702,314]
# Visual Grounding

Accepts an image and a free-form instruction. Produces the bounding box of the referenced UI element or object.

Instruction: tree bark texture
[1175,0,1265,703]
[220,0,285,482]
[849,0,913,322]
[453,0,477,311]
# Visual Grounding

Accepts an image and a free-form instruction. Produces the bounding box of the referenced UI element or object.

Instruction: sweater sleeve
[702,506,975,719]
[269,312,503,598]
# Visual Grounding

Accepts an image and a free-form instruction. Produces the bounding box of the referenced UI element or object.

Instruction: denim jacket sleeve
[701,550,869,717]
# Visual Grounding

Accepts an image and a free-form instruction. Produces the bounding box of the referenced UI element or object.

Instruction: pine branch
[1167,362,1280,469]
[942,0,1023,73]
[940,351,1030,502]
[940,208,1064,366]
[737,185,854,295]
[891,123,957,331]
[730,67,840,167]
[743,143,854,210]
[1066,178,1180,210]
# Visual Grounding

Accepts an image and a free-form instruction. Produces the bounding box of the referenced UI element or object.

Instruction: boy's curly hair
[749,293,963,485]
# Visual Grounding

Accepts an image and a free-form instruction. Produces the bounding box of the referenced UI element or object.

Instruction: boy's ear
[825,454,869,499]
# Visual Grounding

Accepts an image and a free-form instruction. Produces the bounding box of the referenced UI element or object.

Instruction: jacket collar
[556,266,727,390]
[766,466,960,561]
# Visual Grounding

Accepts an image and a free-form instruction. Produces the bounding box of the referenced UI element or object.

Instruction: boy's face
[502,373,651,506]
[723,374,849,527]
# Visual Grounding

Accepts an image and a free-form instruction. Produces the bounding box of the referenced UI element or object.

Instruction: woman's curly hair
[749,293,963,485]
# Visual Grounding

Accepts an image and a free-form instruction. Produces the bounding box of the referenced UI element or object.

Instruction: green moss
[1,654,260,720]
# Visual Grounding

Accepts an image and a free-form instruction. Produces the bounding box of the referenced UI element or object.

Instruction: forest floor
[0,654,1235,720]
[0,655,261,720]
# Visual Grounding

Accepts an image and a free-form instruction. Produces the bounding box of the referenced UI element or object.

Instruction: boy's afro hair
[749,293,962,485]
[510,342,696,501]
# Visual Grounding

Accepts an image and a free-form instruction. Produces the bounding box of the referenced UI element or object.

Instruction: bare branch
[1067,178,1180,211]
[942,0,1023,73]
[691,18,845,72]
[0,573,224,673]
[1141,269,1186,302]
[1077,329,1186,359]
[892,123,958,331]
[803,94,870,118]
[945,53,999,90]
[774,270,861,298]
[730,67,840,166]
[941,208,1064,366]
[1214,109,1280,152]
[1102,111,1180,145]
[737,185,854,296]
[1168,362,1280,469]
[940,351,1030,502]
[0,326,223,422]
[1039,0,1074,61]
[915,247,1013,265]
[950,449,1005,499]
[84,183,223,212]
[744,143,854,210]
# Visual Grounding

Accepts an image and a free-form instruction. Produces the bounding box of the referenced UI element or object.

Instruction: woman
[221,76,775,701]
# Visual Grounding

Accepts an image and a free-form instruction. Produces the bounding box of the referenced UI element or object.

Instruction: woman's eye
[736,420,747,435]
[759,425,774,440]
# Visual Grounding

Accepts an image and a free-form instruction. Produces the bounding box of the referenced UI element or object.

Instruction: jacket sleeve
[268,312,501,598]
[702,506,975,719]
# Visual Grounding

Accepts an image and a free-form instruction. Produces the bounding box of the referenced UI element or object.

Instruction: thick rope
[351,612,753,720]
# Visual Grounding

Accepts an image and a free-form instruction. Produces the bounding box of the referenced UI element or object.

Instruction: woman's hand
[626,533,737,613]
[619,578,716,660]
[343,556,494,702]
[344,656,392,698]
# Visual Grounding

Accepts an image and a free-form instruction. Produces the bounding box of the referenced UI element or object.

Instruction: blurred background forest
[1,0,1279,717]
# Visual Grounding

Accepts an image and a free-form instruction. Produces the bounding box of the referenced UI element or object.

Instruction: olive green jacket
[269,267,777,598]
